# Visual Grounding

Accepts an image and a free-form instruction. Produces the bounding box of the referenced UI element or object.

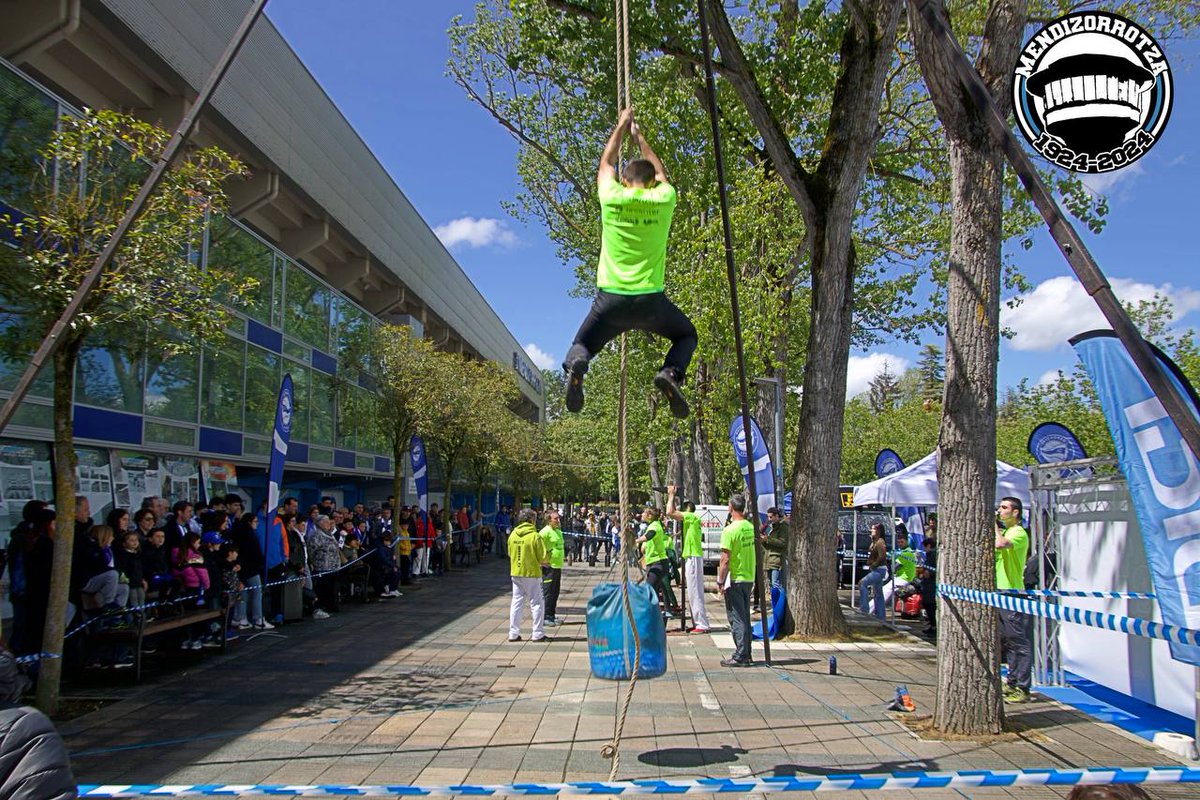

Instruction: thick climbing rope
[600,0,643,782]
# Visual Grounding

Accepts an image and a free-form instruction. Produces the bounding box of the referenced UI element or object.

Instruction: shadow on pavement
[638,744,747,768]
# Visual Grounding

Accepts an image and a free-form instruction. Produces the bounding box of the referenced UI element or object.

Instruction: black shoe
[654,368,690,419]
[720,657,752,668]
[564,360,586,413]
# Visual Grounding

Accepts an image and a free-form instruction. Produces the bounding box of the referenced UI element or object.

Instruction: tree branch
[449,63,590,202]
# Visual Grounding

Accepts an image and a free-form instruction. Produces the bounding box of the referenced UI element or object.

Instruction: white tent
[853,450,1031,507]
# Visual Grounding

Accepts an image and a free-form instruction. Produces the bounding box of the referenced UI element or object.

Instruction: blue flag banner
[875,448,905,477]
[410,435,429,514]
[262,374,294,569]
[729,415,775,520]
[1072,331,1200,666]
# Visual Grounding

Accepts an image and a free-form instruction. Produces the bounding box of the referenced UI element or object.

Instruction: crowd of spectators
[3,492,495,672]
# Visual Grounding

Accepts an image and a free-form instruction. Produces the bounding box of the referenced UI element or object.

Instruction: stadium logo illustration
[1012,12,1171,173]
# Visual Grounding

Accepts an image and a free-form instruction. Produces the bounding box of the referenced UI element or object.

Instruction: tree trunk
[668,435,684,491]
[692,415,717,504]
[682,426,699,503]
[908,0,1026,735]
[392,438,405,510]
[647,442,662,508]
[788,218,857,637]
[37,343,81,715]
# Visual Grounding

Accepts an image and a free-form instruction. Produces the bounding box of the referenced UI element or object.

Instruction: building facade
[0,0,542,522]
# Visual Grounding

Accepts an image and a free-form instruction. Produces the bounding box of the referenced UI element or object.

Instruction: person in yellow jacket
[508,508,548,642]
[666,485,709,633]
[540,509,566,626]
[636,505,671,618]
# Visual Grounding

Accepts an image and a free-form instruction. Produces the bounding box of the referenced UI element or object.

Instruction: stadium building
[0,0,543,524]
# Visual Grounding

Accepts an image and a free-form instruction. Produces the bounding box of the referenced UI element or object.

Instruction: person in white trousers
[507,508,549,642]
[665,485,710,633]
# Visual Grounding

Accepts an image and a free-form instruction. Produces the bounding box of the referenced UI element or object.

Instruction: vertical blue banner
[729,416,775,520]
[874,449,905,477]
[410,435,429,514]
[262,374,294,569]
[1072,331,1200,666]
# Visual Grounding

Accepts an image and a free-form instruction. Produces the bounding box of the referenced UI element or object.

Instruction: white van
[694,504,730,568]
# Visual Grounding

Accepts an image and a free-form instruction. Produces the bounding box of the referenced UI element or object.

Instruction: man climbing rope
[562,107,697,419]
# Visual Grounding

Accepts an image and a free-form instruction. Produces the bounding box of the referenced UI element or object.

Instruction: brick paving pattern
[63,558,1195,798]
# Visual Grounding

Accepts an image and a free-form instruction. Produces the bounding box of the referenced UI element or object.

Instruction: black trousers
[542,566,562,620]
[1000,609,1033,691]
[565,291,698,378]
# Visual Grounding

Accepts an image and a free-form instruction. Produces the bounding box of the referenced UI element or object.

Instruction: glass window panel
[309,370,334,447]
[144,420,195,447]
[282,339,309,363]
[0,67,57,211]
[144,346,199,423]
[287,364,310,443]
[283,262,330,350]
[309,447,332,465]
[76,340,143,413]
[243,345,281,435]
[200,334,244,430]
[0,288,53,397]
[335,383,357,451]
[243,437,270,458]
[334,299,372,369]
[206,217,275,323]
[11,402,51,429]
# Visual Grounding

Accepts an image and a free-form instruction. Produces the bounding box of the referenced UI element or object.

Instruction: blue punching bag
[586,582,667,680]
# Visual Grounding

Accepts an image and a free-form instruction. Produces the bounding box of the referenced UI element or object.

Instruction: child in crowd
[114,530,145,612]
[340,532,370,602]
[220,540,248,631]
[201,531,224,609]
[141,527,176,615]
[172,531,210,599]
[370,531,402,598]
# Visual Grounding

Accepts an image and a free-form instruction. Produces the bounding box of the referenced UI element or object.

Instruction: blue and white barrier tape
[75,766,1200,796]
[1000,589,1158,600]
[938,584,1200,647]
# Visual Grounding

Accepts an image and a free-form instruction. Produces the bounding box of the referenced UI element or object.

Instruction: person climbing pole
[562,107,697,419]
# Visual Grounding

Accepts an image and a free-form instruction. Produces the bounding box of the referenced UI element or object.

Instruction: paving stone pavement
[62,557,1196,798]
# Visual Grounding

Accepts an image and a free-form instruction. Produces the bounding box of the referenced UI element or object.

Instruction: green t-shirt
[596,176,677,295]
[681,511,703,558]
[995,523,1029,591]
[894,546,917,582]
[540,524,564,569]
[509,523,546,578]
[720,518,756,583]
[642,520,668,565]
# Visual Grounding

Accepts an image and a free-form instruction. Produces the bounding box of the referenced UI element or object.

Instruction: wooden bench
[87,606,230,682]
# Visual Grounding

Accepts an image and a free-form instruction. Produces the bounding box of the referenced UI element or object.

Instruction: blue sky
[266,2,1199,399]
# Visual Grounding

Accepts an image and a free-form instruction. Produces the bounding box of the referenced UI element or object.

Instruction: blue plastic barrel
[586,582,667,680]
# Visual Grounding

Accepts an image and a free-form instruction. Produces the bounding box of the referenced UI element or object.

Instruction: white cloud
[1079,162,1144,196]
[1037,369,1064,387]
[433,216,518,249]
[1003,276,1200,352]
[523,342,557,370]
[846,353,911,398]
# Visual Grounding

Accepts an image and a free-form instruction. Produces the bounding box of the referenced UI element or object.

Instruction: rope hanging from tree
[599,0,643,782]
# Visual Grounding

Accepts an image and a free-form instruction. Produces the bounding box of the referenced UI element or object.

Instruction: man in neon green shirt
[718,494,756,667]
[540,509,565,627]
[563,107,697,420]
[508,508,548,642]
[882,530,917,608]
[666,485,709,633]
[635,506,673,617]
[995,496,1032,704]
